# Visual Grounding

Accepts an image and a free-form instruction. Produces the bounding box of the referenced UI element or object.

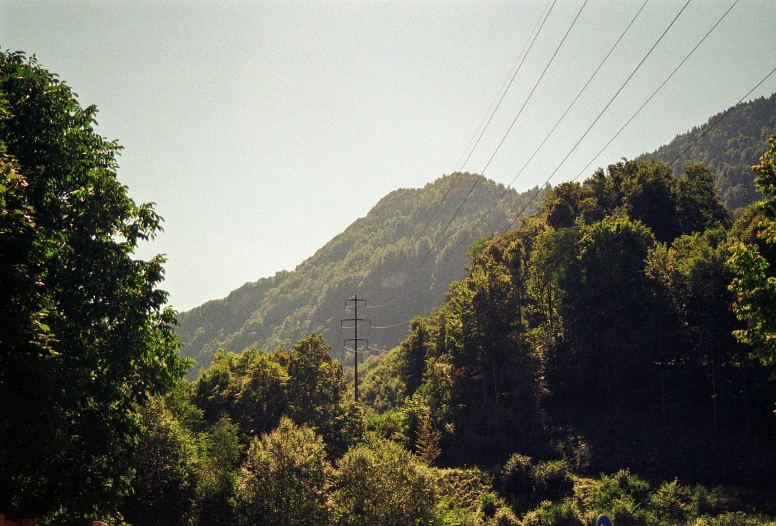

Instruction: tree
[194,348,288,436]
[415,412,442,465]
[331,437,438,526]
[554,215,657,399]
[122,398,199,526]
[235,417,332,526]
[729,135,776,365]
[286,333,364,457]
[195,415,242,526]
[0,51,189,519]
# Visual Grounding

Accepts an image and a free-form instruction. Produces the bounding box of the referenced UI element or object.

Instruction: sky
[2,0,775,311]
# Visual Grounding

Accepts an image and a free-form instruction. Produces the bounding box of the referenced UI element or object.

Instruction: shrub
[489,506,520,526]
[498,453,534,498]
[591,469,651,510]
[705,511,770,526]
[650,478,689,523]
[532,460,573,501]
[480,492,501,519]
[522,500,584,526]
[235,417,331,526]
[331,437,438,526]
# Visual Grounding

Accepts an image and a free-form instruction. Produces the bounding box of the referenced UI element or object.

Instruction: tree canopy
[0,50,189,520]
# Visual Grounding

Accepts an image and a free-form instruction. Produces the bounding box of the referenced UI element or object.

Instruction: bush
[532,460,573,501]
[689,484,716,517]
[498,453,534,498]
[650,478,689,523]
[588,469,653,526]
[235,417,331,526]
[331,437,438,526]
[591,469,651,510]
[704,511,769,526]
[479,492,501,519]
[489,506,520,526]
[522,500,584,526]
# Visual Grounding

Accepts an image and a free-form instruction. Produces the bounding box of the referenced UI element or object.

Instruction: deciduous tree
[0,51,189,520]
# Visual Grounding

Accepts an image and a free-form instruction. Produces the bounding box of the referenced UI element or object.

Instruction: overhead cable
[571,0,741,181]
[367,0,556,311]
[501,0,694,235]
[369,0,587,311]
[667,65,776,168]
[455,0,650,250]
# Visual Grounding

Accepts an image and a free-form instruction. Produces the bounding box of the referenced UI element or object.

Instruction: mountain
[177,173,547,377]
[639,91,776,211]
[178,93,776,378]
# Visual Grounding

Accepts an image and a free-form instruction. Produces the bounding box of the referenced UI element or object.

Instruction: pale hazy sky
[2,1,775,311]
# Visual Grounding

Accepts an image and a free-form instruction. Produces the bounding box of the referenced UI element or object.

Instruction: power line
[369,0,586,311]
[455,0,650,251]
[667,65,776,168]
[371,319,415,330]
[435,0,590,249]
[500,0,694,235]
[367,1,556,312]
[571,0,740,181]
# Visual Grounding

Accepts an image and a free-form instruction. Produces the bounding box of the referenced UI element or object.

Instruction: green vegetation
[177,173,548,376]
[0,51,189,521]
[156,144,775,526]
[4,51,776,525]
[640,92,776,211]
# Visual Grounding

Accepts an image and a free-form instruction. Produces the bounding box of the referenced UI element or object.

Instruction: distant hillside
[639,91,776,210]
[177,173,546,377]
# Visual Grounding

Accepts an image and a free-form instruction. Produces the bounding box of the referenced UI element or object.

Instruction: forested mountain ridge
[639,91,776,211]
[177,174,547,377]
[357,155,776,493]
[8,50,776,525]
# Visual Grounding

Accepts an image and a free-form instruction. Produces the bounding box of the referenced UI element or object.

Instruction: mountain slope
[177,173,546,376]
[639,91,776,210]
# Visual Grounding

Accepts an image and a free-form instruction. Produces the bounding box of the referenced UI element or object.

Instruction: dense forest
[112,151,776,525]
[179,90,776,380]
[640,91,776,211]
[177,174,547,377]
[4,52,776,525]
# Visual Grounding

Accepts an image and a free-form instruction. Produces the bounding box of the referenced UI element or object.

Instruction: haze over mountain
[177,173,546,376]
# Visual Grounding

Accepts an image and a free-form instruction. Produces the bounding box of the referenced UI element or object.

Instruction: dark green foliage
[552,215,657,398]
[286,333,364,458]
[195,416,241,526]
[0,51,189,520]
[479,492,500,519]
[590,469,651,514]
[382,154,776,486]
[177,174,548,376]
[650,478,689,524]
[123,399,199,526]
[489,506,521,526]
[640,92,776,210]
[521,500,584,526]
[192,335,363,459]
[729,135,776,365]
[357,349,405,413]
[497,454,534,499]
[541,159,731,242]
[194,348,288,436]
[532,460,573,502]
